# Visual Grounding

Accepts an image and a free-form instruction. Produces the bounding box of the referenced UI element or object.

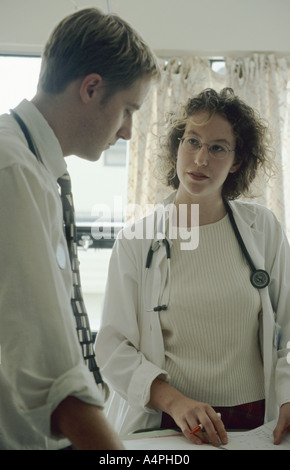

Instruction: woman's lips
[187,171,209,181]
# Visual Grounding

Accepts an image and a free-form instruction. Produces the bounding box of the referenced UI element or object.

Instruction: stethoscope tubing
[223,199,270,289]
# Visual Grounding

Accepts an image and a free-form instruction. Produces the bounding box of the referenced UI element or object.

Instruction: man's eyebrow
[128,103,141,111]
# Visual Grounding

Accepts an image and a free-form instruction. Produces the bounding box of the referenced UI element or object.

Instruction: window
[0,55,127,331]
[210,59,226,75]
[0,55,229,330]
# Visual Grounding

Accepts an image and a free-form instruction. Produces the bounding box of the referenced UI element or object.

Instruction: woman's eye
[211,144,225,153]
[188,138,200,147]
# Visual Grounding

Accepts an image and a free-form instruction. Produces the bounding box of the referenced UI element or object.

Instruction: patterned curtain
[127,54,290,238]
[226,54,290,238]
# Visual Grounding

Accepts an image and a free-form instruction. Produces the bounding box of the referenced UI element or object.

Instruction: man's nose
[117,117,133,141]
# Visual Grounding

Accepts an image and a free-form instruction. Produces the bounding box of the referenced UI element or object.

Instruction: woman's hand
[169,395,227,447]
[273,402,290,445]
[149,378,228,447]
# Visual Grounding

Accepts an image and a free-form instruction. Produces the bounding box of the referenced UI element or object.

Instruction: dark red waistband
[161,399,265,431]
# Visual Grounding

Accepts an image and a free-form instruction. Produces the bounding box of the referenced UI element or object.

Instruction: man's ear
[79,73,103,103]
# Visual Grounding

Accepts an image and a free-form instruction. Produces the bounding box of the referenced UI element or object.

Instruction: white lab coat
[95,193,290,435]
[0,101,105,449]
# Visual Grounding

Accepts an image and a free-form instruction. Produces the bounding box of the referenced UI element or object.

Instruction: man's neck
[31,88,77,157]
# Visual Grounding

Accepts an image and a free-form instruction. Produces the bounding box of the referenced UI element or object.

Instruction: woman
[95,88,290,447]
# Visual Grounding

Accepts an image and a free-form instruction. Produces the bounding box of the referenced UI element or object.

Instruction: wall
[0,0,290,56]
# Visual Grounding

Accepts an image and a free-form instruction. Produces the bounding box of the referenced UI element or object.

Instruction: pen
[190,413,221,435]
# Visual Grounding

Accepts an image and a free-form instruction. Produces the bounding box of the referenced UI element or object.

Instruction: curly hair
[156,88,275,200]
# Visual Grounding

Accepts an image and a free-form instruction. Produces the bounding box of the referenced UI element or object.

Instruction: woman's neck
[174,193,227,227]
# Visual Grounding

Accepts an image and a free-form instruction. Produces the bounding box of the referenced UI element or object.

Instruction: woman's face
[175,111,241,204]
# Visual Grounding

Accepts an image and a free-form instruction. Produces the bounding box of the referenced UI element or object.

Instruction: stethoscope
[10,109,41,162]
[145,200,270,312]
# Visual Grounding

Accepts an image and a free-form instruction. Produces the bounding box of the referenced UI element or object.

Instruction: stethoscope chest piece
[250,269,270,289]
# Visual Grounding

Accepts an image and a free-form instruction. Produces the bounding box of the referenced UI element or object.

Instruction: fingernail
[193,439,202,445]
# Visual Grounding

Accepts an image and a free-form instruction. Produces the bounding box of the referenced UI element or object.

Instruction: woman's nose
[194,144,209,166]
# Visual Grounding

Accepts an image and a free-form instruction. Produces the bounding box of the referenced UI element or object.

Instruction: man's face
[76,75,152,161]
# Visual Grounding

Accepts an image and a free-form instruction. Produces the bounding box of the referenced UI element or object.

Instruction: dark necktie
[57,172,104,392]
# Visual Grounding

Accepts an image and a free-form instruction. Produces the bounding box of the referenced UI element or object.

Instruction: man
[0,7,159,449]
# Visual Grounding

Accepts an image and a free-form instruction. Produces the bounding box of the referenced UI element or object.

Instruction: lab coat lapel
[228,201,266,270]
[142,209,169,367]
[229,201,277,421]
[148,208,171,308]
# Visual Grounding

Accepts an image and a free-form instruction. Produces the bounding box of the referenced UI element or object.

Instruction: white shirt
[0,100,104,449]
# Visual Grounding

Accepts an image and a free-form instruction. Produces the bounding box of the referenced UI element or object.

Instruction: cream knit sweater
[160,215,265,406]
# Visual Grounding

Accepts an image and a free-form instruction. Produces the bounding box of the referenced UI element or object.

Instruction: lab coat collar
[12,99,66,180]
[153,192,264,270]
[227,199,258,228]
[151,192,175,246]
[157,192,259,240]
[227,199,267,270]
[162,192,258,228]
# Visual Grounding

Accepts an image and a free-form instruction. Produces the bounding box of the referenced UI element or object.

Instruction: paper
[123,421,290,451]
[222,420,290,450]
[123,429,218,450]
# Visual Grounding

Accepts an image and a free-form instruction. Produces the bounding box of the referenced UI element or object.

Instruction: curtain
[127,54,290,238]
[226,54,290,237]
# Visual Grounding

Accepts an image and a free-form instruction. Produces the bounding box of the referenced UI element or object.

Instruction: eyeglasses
[178,136,235,160]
